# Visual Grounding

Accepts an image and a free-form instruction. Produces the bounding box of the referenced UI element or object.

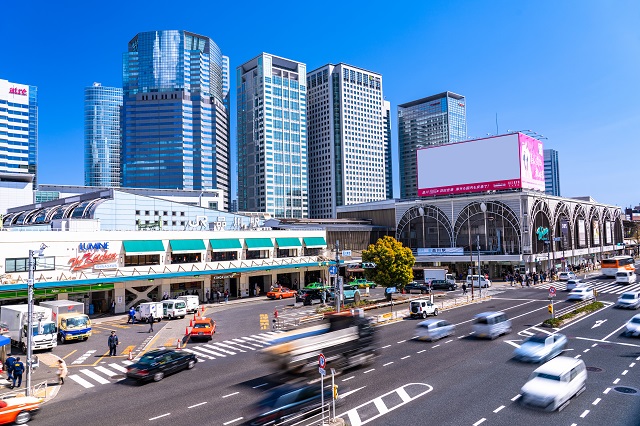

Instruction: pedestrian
[108,330,119,356]
[4,355,16,382]
[148,314,155,333]
[110,300,116,315]
[57,359,67,385]
[206,290,210,303]
[224,290,229,303]
[12,357,24,389]
[127,306,136,324]
[462,283,467,295]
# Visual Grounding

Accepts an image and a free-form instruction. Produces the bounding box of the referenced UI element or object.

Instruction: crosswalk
[536,280,640,295]
[66,331,282,389]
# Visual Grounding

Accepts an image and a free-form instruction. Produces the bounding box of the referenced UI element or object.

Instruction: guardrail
[0,380,49,400]
[553,299,592,318]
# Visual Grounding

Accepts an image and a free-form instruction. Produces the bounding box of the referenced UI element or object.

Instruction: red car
[190,317,216,341]
[0,396,41,424]
[267,287,297,299]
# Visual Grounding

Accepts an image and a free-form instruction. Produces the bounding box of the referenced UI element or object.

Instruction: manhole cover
[613,387,638,395]
[586,367,603,372]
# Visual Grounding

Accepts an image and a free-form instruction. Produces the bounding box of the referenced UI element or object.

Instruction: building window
[211,251,238,261]
[170,253,201,264]
[208,202,218,210]
[135,210,140,215]
[145,210,150,215]
[5,257,56,273]
[124,254,160,267]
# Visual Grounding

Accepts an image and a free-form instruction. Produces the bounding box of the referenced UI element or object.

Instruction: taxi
[266,287,297,299]
[0,396,41,424]
[190,317,216,341]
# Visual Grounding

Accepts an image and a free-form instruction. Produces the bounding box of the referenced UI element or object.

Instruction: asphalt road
[31,275,640,426]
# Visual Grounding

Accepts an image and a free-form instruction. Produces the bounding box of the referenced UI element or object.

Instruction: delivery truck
[40,300,92,343]
[135,302,164,322]
[0,304,57,353]
[423,268,456,286]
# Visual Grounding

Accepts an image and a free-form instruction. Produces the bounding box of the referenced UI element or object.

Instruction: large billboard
[417,133,545,196]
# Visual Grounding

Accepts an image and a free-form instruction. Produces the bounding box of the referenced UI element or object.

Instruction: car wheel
[187,359,196,370]
[168,314,173,320]
[354,293,361,303]
[433,309,439,316]
[422,312,427,319]
[449,286,454,291]
[153,371,164,382]
[279,295,283,299]
[14,411,31,425]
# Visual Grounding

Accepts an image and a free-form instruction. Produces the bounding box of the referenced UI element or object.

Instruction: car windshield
[193,323,210,329]
[532,372,561,381]
[32,323,57,335]
[66,317,89,328]
[138,353,163,365]
[175,302,186,309]
[475,317,489,325]
[526,336,547,344]
[630,318,640,324]
[621,294,636,300]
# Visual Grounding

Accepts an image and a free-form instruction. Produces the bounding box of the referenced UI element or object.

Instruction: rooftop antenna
[495,113,499,135]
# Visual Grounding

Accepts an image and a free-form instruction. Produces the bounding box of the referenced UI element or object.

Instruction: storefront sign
[93,262,119,270]
[69,252,118,271]
[536,226,549,241]
[417,248,464,256]
[9,87,27,96]
[78,242,109,251]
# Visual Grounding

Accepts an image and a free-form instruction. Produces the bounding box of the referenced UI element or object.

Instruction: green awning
[123,240,165,254]
[169,239,206,253]
[276,237,302,249]
[303,237,327,248]
[210,239,242,252]
[245,238,274,250]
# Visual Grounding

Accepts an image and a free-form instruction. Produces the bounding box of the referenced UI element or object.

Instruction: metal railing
[554,300,592,318]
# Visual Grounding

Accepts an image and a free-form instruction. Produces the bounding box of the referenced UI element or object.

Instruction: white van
[163,299,187,319]
[466,275,492,288]
[520,356,587,411]
[178,295,200,314]
[472,311,511,339]
[135,302,163,322]
[616,271,637,285]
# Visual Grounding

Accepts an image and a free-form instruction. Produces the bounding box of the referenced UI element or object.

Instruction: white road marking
[68,374,94,388]
[95,366,118,377]
[603,388,611,394]
[575,336,640,348]
[108,363,128,373]
[340,386,365,398]
[574,355,581,359]
[511,394,521,401]
[504,340,521,348]
[592,398,601,405]
[188,402,207,408]
[592,343,598,347]
[211,342,242,353]
[444,339,453,343]
[530,326,553,335]
[473,419,486,426]
[373,397,389,415]
[341,376,355,382]
[613,378,620,384]
[580,409,590,418]
[583,348,590,353]
[383,362,394,366]
[401,356,410,360]
[622,370,628,375]
[417,350,426,353]
[381,345,391,349]
[397,340,406,343]
[252,383,267,389]
[197,345,229,357]
[630,362,636,368]
[222,417,243,425]
[226,339,256,350]
[222,392,239,398]
[364,368,375,373]
[80,369,110,384]
[396,387,412,403]
[181,348,215,359]
[432,344,440,348]
[602,323,628,341]
[637,356,640,361]
[493,405,505,413]
[149,413,171,421]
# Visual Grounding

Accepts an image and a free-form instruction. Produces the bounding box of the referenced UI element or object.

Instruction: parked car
[405,282,430,294]
[0,396,41,424]
[512,333,568,363]
[520,356,587,411]
[267,287,297,300]
[566,287,594,301]
[297,289,328,306]
[349,278,377,289]
[616,292,640,310]
[625,314,640,337]
[429,280,458,291]
[190,317,216,341]
[409,299,438,319]
[415,319,454,341]
[303,282,330,290]
[565,279,585,291]
[472,311,511,339]
[558,272,577,281]
[126,348,196,382]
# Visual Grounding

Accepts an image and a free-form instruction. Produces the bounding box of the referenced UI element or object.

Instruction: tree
[362,236,415,288]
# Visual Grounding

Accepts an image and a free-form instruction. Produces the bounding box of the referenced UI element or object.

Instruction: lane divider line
[580,409,590,418]
[493,405,505,413]
[188,402,207,409]
[222,392,239,398]
[592,398,601,405]
[511,394,521,401]
[473,418,486,426]
[149,413,171,421]
[222,417,243,425]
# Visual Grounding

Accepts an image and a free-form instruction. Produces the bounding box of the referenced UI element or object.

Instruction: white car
[566,287,594,301]
[625,314,640,337]
[565,279,585,291]
[513,333,568,363]
[416,319,455,342]
[520,356,587,411]
[616,292,640,310]
[558,272,577,281]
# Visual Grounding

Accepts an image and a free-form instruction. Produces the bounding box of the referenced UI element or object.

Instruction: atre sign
[9,87,27,96]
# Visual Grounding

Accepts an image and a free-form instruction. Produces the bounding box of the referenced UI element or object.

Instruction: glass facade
[544,149,561,196]
[121,30,230,209]
[0,79,38,184]
[84,83,123,187]
[398,92,467,199]
[237,53,308,218]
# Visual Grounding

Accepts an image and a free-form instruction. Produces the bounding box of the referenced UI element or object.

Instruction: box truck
[0,305,57,353]
[135,302,163,322]
[40,300,92,343]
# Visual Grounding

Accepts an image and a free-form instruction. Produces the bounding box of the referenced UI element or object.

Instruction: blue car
[513,333,567,363]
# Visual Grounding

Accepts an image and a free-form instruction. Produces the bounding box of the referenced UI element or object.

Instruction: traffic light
[548,304,553,314]
[333,384,339,400]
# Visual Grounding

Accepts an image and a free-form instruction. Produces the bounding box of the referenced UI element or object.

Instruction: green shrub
[542,301,604,327]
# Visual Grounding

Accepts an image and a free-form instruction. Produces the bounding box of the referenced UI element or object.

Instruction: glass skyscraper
[398,91,466,199]
[544,149,561,196]
[121,30,230,210]
[0,79,38,184]
[237,53,307,218]
[84,83,123,187]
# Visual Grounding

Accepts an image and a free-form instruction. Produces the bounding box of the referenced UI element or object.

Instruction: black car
[405,282,431,294]
[429,280,458,291]
[297,288,333,305]
[126,348,196,382]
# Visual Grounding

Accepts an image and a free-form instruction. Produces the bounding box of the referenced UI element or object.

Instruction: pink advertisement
[518,133,545,191]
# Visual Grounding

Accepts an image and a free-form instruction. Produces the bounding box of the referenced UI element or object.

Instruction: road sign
[328,266,338,276]
[319,367,326,376]
[549,286,556,297]
[554,237,561,242]
[318,353,326,368]
[342,250,352,257]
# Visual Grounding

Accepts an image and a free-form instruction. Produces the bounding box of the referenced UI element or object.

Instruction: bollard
[176,339,181,349]
[128,350,134,361]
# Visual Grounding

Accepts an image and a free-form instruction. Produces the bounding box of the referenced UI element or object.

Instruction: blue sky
[1,0,638,208]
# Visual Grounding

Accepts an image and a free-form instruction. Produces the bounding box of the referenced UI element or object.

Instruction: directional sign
[328,266,338,276]
[592,319,607,329]
[549,286,556,297]
[319,367,326,376]
[342,250,352,257]
[318,353,326,369]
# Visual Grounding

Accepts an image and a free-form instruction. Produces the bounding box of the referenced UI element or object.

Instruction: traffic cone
[193,313,197,321]
[128,350,133,361]
[176,339,181,349]
[190,319,193,327]
[185,327,190,335]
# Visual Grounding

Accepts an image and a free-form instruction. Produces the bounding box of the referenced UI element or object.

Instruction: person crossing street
[108,331,119,356]
[11,357,24,389]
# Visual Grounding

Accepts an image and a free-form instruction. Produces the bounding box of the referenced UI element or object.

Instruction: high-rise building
[306,63,385,218]
[84,83,123,187]
[222,55,230,113]
[398,92,466,199]
[237,53,307,218]
[0,78,38,184]
[121,30,230,210]
[383,100,393,199]
[544,148,561,196]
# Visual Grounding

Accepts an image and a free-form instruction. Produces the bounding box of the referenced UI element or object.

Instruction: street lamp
[27,243,47,396]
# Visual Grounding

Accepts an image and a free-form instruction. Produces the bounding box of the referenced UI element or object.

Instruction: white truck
[40,300,92,343]
[0,304,57,353]
[135,302,163,322]
[423,269,456,286]
[162,299,187,319]
[177,295,200,314]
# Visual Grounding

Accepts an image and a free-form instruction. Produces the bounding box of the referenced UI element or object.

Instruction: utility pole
[335,240,341,313]
[27,243,47,396]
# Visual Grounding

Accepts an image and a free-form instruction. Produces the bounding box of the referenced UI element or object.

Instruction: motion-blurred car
[405,282,430,294]
[472,311,511,339]
[296,289,329,306]
[249,384,343,425]
[303,282,330,290]
[520,356,587,411]
[566,287,594,301]
[126,348,197,382]
[190,317,216,340]
[349,278,377,288]
[558,272,577,281]
[616,292,640,309]
[266,287,297,299]
[513,333,568,363]
[625,314,640,337]
[0,396,40,424]
[415,319,454,341]
[565,279,585,291]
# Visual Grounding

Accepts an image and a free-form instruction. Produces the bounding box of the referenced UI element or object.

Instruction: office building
[0,78,38,185]
[222,55,230,113]
[544,149,561,196]
[383,100,393,199]
[306,63,385,218]
[84,83,123,187]
[398,92,466,199]
[237,53,308,218]
[121,30,230,210]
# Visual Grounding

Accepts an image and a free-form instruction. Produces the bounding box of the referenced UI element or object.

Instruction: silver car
[616,292,640,309]
[513,333,568,363]
[416,319,455,342]
[625,314,640,337]
[565,279,584,291]
[566,287,594,301]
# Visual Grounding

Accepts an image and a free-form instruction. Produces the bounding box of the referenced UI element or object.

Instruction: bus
[601,256,635,277]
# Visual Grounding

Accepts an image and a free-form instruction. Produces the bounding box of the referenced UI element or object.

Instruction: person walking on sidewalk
[57,359,67,385]
[11,357,24,389]
[462,283,467,295]
[127,306,136,324]
[148,314,155,333]
[108,331,119,356]
[4,355,16,383]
